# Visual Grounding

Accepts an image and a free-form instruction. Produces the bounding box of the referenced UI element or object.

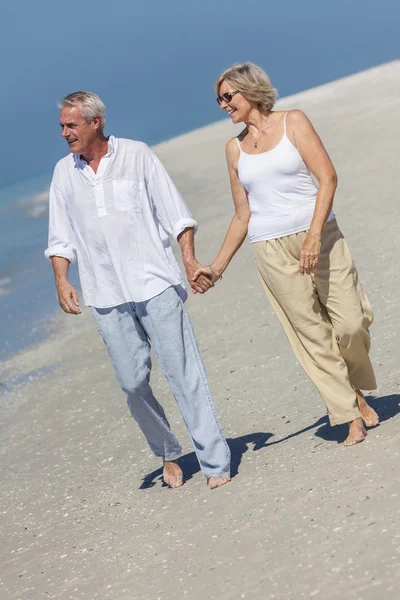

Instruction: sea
[0,173,79,361]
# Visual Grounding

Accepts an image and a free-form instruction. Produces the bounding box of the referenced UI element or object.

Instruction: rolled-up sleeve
[45,168,77,263]
[145,147,198,241]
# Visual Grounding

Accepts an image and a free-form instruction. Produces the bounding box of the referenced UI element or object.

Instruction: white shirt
[45,136,198,307]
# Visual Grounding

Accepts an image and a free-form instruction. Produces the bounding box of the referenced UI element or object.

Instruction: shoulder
[54,154,73,169]
[52,154,73,180]
[225,136,241,161]
[115,138,159,174]
[284,110,317,146]
[116,137,152,154]
[285,109,313,130]
[226,126,247,154]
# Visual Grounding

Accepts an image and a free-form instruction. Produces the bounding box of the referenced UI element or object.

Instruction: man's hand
[183,258,215,294]
[192,264,222,285]
[56,279,81,314]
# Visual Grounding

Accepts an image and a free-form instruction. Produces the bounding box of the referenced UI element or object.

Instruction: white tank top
[237,112,335,243]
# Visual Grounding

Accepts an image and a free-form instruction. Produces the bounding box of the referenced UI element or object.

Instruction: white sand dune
[16,188,50,218]
[1,61,399,600]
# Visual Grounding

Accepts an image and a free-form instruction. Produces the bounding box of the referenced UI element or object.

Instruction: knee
[335,318,364,347]
[117,366,150,398]
[121,377,148,398]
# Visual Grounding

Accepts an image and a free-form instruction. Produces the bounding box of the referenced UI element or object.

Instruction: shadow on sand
[314,392,400,442]
[139,393,400,489]
[139,431,274,489]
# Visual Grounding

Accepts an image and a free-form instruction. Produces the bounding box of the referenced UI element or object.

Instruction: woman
[194,62,379,445]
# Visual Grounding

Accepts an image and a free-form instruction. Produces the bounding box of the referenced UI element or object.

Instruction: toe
[344,438,356,447]
[208,476,231,489]
[344,432,367,446]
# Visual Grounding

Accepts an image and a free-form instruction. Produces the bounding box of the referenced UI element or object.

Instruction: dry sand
[1,61,399,600]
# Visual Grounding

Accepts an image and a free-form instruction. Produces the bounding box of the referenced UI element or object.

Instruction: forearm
[211,214,248,276]
[308,178,337,235]
[177,227,196,264]
[178,227,215,294]
[51,256,70,285]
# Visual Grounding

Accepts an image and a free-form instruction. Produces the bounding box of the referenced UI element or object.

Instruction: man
[45,91,231,489]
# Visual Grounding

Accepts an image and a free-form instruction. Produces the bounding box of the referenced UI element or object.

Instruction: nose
[219,99,229,110]
[61,126,69,138]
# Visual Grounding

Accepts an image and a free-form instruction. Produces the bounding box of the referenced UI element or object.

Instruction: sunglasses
[216,90,238,105]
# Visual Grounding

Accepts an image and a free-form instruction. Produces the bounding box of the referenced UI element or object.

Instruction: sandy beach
[1,61,399,600]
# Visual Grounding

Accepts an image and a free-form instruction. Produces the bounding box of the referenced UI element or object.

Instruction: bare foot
[344,417,367,446]
[208,476,231,490]
[356,390,379,428]
[163,460,183,488]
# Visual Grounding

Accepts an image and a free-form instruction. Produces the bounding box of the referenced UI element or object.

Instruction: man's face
[59,104,99,155]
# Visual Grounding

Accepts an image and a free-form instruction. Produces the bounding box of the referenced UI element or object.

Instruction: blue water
[0,177,79,360]
[0,0,398,361]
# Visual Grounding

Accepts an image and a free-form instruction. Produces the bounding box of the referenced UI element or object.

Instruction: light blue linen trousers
[91,286,231,479]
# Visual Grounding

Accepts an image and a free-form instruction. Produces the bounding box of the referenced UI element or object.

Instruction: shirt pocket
[113,180,143,212]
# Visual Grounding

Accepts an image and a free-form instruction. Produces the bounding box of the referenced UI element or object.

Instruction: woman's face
[217,79,252,123]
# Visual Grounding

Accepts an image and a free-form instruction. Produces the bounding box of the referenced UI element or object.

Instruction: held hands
[191,263,222,293]
[56,279,81,314]
[300,231,321,275]
[184,258,220,294]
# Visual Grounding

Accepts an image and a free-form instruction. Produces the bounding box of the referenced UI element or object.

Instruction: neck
[246,109,271,134]
[81,134,109,165]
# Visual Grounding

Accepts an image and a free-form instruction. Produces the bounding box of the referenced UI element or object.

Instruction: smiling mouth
[227,109,237,116]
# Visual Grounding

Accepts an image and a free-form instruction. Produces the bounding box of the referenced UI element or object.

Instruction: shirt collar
[72,135,117,169]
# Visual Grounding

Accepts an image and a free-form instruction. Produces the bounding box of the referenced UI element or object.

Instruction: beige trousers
[253,219,376,425]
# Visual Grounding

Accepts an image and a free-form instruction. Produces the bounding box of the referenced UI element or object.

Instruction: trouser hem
[207,472,231,479]
[329,408,361,426]
[352,384,377,392]
[162,452,183,462]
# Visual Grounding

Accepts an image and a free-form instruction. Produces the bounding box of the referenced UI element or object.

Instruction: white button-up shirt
[45,136,198,307]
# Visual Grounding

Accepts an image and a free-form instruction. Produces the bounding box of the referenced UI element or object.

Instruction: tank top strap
[283,112,289,136]
[235,137,242,151]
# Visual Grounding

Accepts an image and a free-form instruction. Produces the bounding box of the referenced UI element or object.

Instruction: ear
[92,115,101,130]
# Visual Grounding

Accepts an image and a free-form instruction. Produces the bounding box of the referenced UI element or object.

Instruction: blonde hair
[216,62,278,114]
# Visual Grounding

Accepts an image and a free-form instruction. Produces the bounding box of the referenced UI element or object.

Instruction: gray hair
[216,62,278,114]
[58,91,106,128]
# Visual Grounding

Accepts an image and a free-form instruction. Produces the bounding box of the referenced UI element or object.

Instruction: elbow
[235,208,251,226]
[234,214,250,234]
[320,171,338,190]
[173,218,198,241]
[45,243,76,264]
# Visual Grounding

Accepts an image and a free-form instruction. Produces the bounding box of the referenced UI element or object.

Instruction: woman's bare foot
[356,390,379,427]
[163,460,183,488]
[344,417,367,446]
[208,476,231,490]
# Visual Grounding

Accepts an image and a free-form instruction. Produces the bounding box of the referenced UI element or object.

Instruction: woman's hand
[300,232,321,275]
[183,258,215,294]
[193,264,222,285]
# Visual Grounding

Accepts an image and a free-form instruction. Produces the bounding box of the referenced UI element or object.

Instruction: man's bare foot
[163,460,183,488]
[356,390,379,428]
[208,476,231,490]
[344,417,367,446]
